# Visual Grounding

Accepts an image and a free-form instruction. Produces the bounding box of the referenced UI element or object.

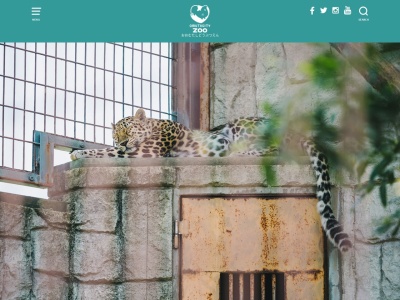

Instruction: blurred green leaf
[263,44,400,236]
[379,183,387,207]
[303,51,346,89]
[392,220,400,236]
[263,161,277,187]
[376,209,400,236]
[385,170,395,184]
[370,157,392,181]
[376,217,394,234]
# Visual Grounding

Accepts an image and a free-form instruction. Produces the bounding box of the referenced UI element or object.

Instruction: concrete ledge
[50,157,315,196]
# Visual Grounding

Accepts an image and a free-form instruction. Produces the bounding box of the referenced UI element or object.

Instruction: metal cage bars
[0,43,209,189]
[220,272,285,300]
[0,42,175,187]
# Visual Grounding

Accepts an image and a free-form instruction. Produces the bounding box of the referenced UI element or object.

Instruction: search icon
[359,6,368,16]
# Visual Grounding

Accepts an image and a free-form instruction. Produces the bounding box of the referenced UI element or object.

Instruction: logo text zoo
[184,4,219,38]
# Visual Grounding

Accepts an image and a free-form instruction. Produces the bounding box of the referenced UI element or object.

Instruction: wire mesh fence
[0,42,175,174]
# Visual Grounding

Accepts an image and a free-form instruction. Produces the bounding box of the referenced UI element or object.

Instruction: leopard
[71,108,352,252]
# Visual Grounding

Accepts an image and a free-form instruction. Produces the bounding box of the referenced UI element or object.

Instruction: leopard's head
[112,109,152,151]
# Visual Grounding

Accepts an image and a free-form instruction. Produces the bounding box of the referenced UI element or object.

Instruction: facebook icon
[310,7,315,15]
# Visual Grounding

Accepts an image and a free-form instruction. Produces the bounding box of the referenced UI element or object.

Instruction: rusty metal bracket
[1,131,107,187]
[31,131,109,187]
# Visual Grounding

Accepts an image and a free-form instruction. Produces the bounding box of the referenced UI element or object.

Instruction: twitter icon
[320,7,327,14]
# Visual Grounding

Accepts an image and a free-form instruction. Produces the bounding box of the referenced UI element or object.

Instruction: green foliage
[302,52,346,89]
[262,161,277,187]
[376,208,400,236]
[263,44,400,237]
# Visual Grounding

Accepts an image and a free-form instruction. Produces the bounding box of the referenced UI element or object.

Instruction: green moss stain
[115,189,126,286]
[67,191,78,300]
[22,206,34,299]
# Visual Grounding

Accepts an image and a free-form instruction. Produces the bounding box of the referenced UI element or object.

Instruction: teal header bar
[0,0,398,42]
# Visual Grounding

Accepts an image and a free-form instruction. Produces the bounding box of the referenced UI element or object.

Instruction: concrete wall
[209,43,400,300]
[209,43,369,127]
[1,157,336,299]
[1,159,399,299]
[0,200,69,299]
[0,160,174,299]
[4,157,400,300]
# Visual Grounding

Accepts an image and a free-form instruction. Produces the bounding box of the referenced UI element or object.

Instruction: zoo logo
[190,5,210,24]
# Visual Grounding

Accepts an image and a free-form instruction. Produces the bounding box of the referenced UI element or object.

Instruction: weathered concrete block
[32,271,69,300]
[86,167,131,187]
[125,281,172,299]
[211,43,259,126]
[65,167,131,189]
[339,237,357,300]
[211,43,333,124]
[124,282,147,299]
[50,164,68,196]
[31,207,69,231]
[123,189,149,280]
[0,239,32,299]
[0,202,29,239]
[354,243,382,300]
[177,164,265,187]
[73,232,120,282]
[127,166,175,188]
[65,167,88,189]
[147,281,173,300]
[64,166,175,190]
[274,164,315,186]
[336,188,355,238]
[284,43,329,83]
[124,189,172,280]
[32,229,69,276]
[253,43,288,111]
[382,241,400,299]
[74,283,124,300]
[70,189,118,233]
[147,190,173,279]
[177,163,315,188]
[124,281,173,300]
[355,186,400,242]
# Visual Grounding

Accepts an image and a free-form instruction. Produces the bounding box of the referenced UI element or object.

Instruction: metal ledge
[0,131,109,187]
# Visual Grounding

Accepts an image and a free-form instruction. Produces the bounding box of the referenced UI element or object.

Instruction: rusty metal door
[179,197,325,300]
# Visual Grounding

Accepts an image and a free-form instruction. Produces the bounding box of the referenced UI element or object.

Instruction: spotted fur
[71,108,352,252]
[301,139,352,252]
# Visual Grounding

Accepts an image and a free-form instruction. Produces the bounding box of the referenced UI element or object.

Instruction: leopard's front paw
[70,150,83,161]
[71,149,93,160]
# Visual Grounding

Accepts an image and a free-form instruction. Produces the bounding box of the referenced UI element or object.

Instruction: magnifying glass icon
[359,6,368,16]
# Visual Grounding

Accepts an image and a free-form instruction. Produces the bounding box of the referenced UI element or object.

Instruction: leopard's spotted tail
[301,139,352,252]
